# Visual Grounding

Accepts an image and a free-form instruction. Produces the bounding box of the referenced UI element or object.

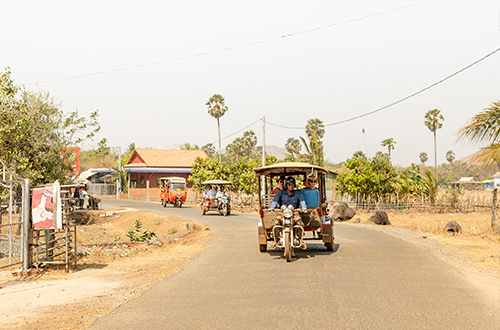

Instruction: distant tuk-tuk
[200,179,232,216]
[159,177,187,208]
[254,162,335,261]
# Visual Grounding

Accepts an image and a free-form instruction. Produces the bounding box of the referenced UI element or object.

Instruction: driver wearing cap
[269,177,307,212]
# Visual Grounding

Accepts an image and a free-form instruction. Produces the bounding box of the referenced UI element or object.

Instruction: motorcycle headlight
[283,208,293,218]
[284,218,291,225]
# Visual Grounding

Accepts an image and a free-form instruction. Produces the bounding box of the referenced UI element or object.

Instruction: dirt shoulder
[0,210,211,330]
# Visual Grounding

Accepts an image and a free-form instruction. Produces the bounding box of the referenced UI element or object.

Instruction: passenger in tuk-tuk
[301,169,319,208]
[203,185,218,198]
[271,175,286,195]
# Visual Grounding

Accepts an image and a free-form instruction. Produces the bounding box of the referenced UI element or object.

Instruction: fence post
[147,180,150,202]
[22,179,31,270]
[492,188,498,231]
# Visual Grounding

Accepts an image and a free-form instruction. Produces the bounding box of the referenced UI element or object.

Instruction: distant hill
[265,145,287,160]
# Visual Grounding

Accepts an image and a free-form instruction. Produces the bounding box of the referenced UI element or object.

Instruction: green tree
[0,68,102,185]
[206,94,229,162]
[178,142,200,150]
[337,156,397,200]
[126,142,136,155]
[380,138,396,165]
[202,143,216,159]
[225,130,258,162]
[352,151,367,159]
[424,109,444,180]
[457,100,500,169]
[285,137,301,161]
[419,152,428,165]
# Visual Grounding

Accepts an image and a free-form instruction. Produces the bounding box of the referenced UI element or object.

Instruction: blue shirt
[301,188,319,208]
[270,189,307,209]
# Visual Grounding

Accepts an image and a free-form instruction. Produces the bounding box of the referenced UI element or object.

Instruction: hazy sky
[2,0,500,167]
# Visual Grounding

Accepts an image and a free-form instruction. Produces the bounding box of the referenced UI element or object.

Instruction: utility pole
[117,146,121,199]
[362,128,368,156]
[262,116,266,167]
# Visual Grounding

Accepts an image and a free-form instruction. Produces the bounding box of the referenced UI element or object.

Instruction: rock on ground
[330,202,356,221]
[368,211,391,225]
[444,220,462,233]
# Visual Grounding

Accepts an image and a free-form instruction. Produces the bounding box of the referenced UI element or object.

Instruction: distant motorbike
[271,205,306,262]
[217,194,231,216]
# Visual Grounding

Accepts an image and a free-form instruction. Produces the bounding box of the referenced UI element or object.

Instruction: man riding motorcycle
[269,177,306,227]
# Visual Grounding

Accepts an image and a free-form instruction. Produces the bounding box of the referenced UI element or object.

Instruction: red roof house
[125,149,207,188]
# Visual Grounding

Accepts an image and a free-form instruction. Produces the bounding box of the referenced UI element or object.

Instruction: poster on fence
[32,180,62,229]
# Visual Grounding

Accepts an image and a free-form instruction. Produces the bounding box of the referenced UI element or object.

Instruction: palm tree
[380,138,396,165]
[424,109,445,180]
[457,101,500,169]
[285,137,301,161]
[446,150,455,174]
[206,94,229,162]
[419,152,428,166]
[305,118,325,139]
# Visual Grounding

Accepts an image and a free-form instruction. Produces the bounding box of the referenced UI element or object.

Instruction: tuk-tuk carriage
[254,162,335,262]
[159,177,187,208]
[200,179,232,216]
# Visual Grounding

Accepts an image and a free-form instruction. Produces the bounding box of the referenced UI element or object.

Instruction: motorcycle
[217,194,231,216]
[271,205,306,262]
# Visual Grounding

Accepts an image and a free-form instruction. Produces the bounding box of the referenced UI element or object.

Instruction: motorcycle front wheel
[284,231,292,262]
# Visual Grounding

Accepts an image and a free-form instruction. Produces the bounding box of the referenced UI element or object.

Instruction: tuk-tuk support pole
[261,116,266,195]
[127,172,130,200]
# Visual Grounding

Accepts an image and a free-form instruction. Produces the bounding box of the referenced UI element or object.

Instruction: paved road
[90,199,500,329]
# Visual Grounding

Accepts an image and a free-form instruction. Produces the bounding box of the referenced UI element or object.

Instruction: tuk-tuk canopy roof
[254,162,335,176]
[159,176,186,183]
[201,179,232,185]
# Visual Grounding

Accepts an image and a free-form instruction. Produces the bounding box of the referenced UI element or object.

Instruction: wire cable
[26,0,430,86]
[267,46,500,130]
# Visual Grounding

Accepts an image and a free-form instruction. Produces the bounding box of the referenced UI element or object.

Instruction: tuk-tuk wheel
[201,206,206,215]
[325,242,333,251]
[259,244,267,252]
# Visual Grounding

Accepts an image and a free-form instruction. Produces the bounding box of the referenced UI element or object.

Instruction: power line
[26,0,430,86]
[267,46,500,130]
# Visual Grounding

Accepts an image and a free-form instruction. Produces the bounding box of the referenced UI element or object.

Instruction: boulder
[444,220,462,234]
[349,218,361,224]
[368,211,391,225]
[329,202,356,221]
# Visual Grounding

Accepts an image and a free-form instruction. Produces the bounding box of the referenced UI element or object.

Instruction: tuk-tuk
[254,162,335,261]
[159,177,187,208]
[200,179,232,216]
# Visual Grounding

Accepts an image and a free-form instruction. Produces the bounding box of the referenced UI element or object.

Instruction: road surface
[89,199,500,329]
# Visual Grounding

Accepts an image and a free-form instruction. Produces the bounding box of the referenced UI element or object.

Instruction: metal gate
[0,158,30,270]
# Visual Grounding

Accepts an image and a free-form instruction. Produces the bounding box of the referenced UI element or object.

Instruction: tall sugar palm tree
[457,101,500,169]
[446,150,455,174]
[424,109,444,180]
[380,138,396,165]
[419,152,428,166]
[206,94,229,162]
